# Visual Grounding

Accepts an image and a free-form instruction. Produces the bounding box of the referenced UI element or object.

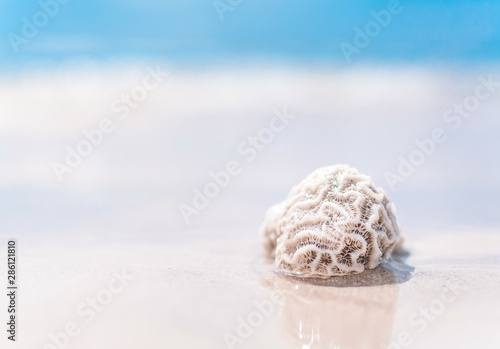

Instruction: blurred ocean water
[1,64,499,243]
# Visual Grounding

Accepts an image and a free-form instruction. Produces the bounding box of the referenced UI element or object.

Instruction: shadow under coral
[286,256,414,287]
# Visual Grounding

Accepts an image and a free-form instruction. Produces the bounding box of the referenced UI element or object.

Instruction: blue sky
[1,0,500,71]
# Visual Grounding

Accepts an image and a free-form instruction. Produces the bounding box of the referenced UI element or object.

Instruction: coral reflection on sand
[262,262,413,349]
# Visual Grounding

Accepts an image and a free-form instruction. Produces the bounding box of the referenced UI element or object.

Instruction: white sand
[1,229,499,349]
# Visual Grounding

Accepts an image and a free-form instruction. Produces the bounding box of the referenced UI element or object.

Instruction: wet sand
[2,229,500,349]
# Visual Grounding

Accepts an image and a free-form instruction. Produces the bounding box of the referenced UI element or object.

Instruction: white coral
[260,165,400,277]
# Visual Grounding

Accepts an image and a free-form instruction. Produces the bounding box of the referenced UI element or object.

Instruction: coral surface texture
[261,165,400,277]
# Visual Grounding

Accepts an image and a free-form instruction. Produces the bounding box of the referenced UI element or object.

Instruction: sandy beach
[2,1,500,347]
[1,228,498,349]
